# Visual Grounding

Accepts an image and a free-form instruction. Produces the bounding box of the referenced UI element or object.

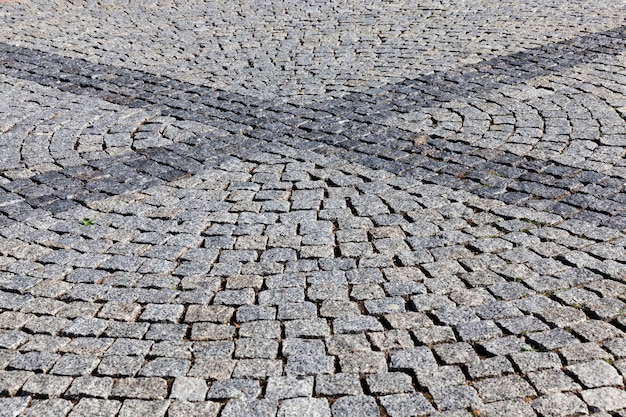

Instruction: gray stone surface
[0,1,625,414]
[531,393,588,417]
[581,387,626,412]
[167,401,220,417]
[277,398,331,417]
[379,393,435,417]
[265,376,313,400]
[330,396,379,417]
[0,397,31,417]
[67,399,121,417]
[169,377,208,402]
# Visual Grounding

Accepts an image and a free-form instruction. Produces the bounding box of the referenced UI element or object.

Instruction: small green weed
[80,218,95,226]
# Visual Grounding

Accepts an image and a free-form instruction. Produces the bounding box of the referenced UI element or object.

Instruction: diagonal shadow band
[391,24,626,98]
[0,24,625,228]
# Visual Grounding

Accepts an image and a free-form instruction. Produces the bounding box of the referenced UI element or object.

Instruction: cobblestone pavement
[0,0,626,416]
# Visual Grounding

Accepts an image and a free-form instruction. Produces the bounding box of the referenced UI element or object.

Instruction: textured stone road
[0,0,626,416]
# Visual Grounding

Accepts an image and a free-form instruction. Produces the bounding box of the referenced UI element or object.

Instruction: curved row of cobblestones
[1,0,623,102]
[1,29,625,228]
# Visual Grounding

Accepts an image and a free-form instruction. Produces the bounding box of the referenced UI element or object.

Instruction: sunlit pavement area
[1,1,626,416]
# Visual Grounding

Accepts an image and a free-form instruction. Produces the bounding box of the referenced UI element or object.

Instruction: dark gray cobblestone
[0,0,625,416]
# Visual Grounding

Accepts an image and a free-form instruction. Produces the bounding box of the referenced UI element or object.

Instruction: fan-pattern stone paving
[0,0,625,416]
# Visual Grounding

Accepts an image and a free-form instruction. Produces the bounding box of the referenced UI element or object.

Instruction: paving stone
[285,354,334,376]
[235,338,279,359]
[364,297,406,315]
[190,323,234,340]
[145,324,188,341]
[410,294,456,312]
[369,330,414,351]
[213,288,256,306]
[265,376,313,400]
[333,314,384,334]
[20,398,73,417]
[23,316,70,336]
[582,387,626,412]
[284,319,330,338]
[415,365,466,389]
[315,373,362,396]
[527,369,582,395]
[21,374,72,398]
[330,396,379,417]
[232,359,283,378]
[111,378,168,400]
[167,401,220,417]
[509,351,562,374]
[105,339,153,357]
[118,399,170,417]
[479,399,537,417]
[430,385,482,411]
[103,322,149,339]
[433,306,479,326]
[560,343,612,364]
[604,338,626,359]
[531,393,588,417]
[379,393,435,417]
[50,354,99,376]
[571,320,624,342]
[62,338,114,356]
[188,358,236,380]
[220,399,277,417]
[474,375,536,402]
[467,356,515,379]
[479,336,531,357]
[277,302,316,320]
[566,360,623,388]
[365,372,415,395]
[169,377,208,402]
[97,302,141,321]
[412,326,457,345]
[237,305,276,322]
[8,351,59,372]
[389,346,438,371]
[138,304,184,323]
[0,370,33,396]
[138,358,190,378]
[497,315,550,335]
[339,351,387,374]
[384,312,433,330]
[526,329,580,350]
[277,397,331,417]
[473,301,521,320]
[67,398,121,417]
[325,334,370,355]
[206,378,260,401]
[97,356,143,377]
[65,376,113,399]
[0,396,30,417]
[433,342,479,365]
